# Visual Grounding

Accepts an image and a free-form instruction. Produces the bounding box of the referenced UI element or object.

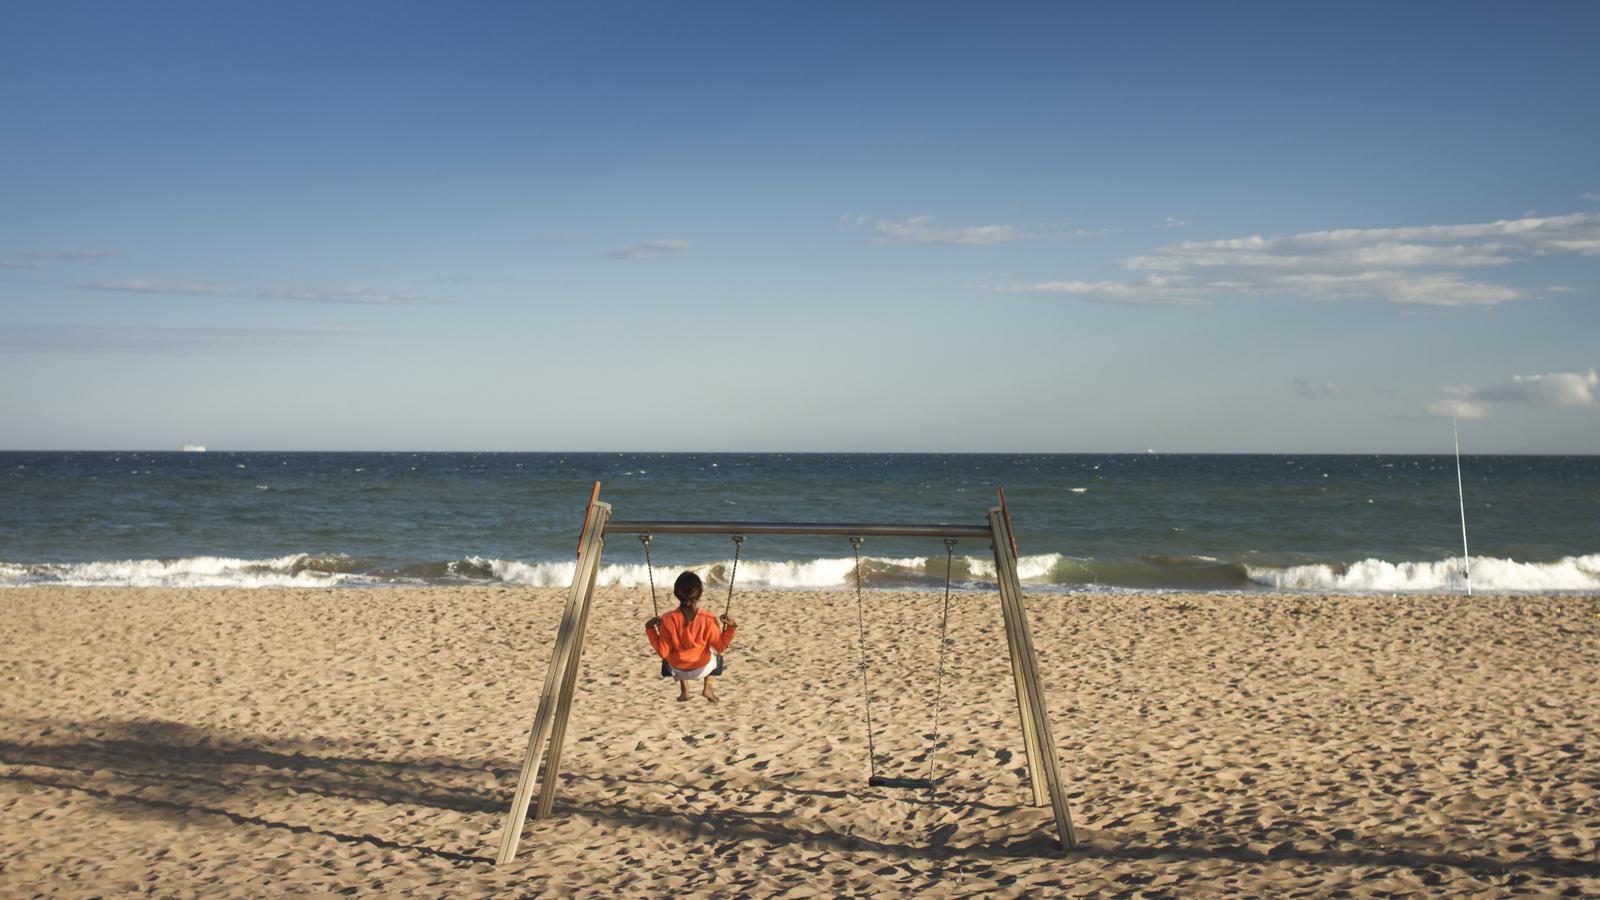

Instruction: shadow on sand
[2,717,1596,882]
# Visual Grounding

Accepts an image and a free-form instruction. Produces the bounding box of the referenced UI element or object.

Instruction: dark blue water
[3,452,1597,592]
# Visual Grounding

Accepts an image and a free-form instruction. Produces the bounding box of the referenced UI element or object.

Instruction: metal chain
[725,535,744,617]
[927,537,958,782]
[850,536,879,783]
[640,534,659,618]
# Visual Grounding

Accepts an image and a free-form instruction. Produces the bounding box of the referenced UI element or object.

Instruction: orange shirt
[646,607,735,670]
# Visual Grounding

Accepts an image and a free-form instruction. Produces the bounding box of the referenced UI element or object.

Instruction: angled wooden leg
[994,536,1048,807]
[991,508,1078,852]
[535,539,602,819]
[494,501,611,866]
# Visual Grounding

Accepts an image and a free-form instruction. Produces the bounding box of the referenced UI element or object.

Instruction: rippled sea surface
[3,452,1596,592]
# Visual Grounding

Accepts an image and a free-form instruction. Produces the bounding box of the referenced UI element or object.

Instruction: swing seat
[659,657,727,678]
[868,775,938,790]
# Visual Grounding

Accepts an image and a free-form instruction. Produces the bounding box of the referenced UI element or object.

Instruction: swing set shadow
[494,483,1080,866]
[6,729,1596,882]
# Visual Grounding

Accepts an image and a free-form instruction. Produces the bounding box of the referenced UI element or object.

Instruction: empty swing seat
[868,775,938,790]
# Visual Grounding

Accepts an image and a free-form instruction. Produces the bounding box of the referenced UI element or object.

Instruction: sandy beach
[2,585,1596,896]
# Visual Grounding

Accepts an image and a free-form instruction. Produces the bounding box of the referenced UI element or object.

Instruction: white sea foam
[11,550,1592,593]
[1248,553,1600,592]
[476,553,1028,590]
[710,557,861,589]
[968,553,1066,582]
[485,556,865,590]
[479,557,580,587]
[0,554,359,588]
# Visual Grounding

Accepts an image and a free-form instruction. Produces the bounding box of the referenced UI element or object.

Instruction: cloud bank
[76,280,430,305]
[1292,378,1343,400]
[0,250,113,269]
[1427,369,1599,419]
[994,275,1209,305]
[1003,211,1600,306]
[604,239,693,260]
[870,215,1027,245]
[844,214,1113,246]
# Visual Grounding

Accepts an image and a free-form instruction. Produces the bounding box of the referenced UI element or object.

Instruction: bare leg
[677,680,690,702]
[702,675,718,703]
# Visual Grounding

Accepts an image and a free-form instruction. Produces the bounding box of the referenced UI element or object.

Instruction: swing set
[494,483,1077,865]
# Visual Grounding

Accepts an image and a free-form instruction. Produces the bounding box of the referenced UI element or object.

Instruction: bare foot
[702,687,719,703]
[677,694,689,702]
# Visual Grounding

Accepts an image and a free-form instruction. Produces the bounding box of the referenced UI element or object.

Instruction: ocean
[2,451,1597,593]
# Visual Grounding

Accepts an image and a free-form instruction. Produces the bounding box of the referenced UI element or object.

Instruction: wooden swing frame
[493,485,1078,865]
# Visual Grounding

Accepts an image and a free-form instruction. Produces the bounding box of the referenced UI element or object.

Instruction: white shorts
[670,654,719,682]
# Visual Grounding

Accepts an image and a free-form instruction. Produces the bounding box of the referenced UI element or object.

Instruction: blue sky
[2,1,1597,452]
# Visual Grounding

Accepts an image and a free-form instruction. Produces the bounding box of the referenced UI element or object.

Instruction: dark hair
[673,571,703,602]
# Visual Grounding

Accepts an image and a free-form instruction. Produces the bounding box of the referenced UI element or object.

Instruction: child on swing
[645,571,737,702]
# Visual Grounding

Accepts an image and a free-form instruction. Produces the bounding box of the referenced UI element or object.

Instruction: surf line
[1454,418,1472,596]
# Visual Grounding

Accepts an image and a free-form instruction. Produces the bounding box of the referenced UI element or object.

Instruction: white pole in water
[1453,418,1472,596]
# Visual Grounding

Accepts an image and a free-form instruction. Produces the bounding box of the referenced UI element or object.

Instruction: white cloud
[1426,396,1489,420]
[76,280,430,305]
[1003,211,1600,307]
[851,214,1114,246]
[1583,192,1600,203]
[872,215,1024,245]
[1426,369,1599,419]
[1476,369,1600,408]
[604,239,693,260]
[1375,274,1522,307]
[1161,217,1190,228]
[0,250,113,269]
[995,275,1207,305]
[1292,378,1342,399]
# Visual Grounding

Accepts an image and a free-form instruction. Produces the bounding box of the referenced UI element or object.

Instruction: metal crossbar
[605,520,992,538]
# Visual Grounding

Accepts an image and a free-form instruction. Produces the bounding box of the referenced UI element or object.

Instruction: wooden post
[535,540,603,820]
[991,487,1045,806]
[990,507,1078,851]
[494,500,611,866]
[992,536,1048,808]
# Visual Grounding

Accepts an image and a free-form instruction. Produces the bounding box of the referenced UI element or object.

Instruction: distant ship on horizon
[181,444,207,453]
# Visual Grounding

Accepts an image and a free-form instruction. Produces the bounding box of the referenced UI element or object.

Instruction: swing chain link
[928,537,958,782]
[726,535,744,617]
[640,534,659,618]
[850,535,880,783]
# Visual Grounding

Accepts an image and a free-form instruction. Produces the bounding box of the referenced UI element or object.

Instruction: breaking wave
[0,554,375,588]
[4,551,1596,593]
[1246,553,1600,592]
[472,553,1013,590]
